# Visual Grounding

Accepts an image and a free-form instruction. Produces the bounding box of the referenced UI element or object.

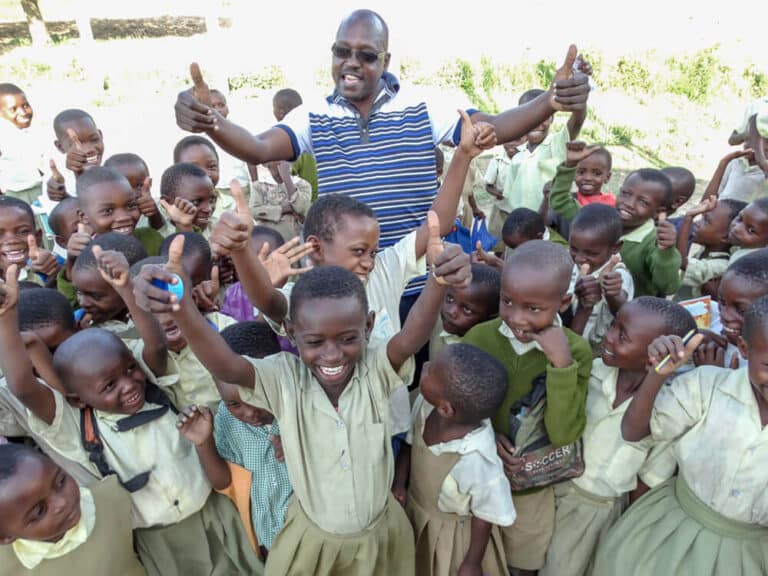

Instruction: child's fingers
[257,241,271,261]
[230,180,250,218]
[49,159,64,181]
[66,128,82,149]
[165,234,185,273]
[140,177,152,196]
[554,45,578,82]
[209,265,220,294]
[602,254,621,274]
[189,63,212,106]
[426,210,445,268]
[566,141,586,152]
[26,235,39,262]
[457,108,472,129]
[729,350,741,369]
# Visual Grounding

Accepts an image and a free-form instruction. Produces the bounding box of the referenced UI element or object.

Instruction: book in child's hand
[679,296,712,330]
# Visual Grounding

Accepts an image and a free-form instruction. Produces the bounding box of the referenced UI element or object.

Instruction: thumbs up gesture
[27,235,60,278]
[598,254,623,298]
[656,212,677,250]
[574,262,601,308]
[209,180,252,257]
[175,62,217,133]
[457,108,496,157]
[92,245,129,288]
[159,197,197,232]
[0,264,19,316]
[66,222,93,261]
[64,128,94,175]
[550,45,590,112]
[47,159,68,201]
[133,234,187,313]
[135,177,159,218]
[427,211,472,288]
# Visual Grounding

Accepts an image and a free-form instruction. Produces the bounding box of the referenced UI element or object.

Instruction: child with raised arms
[393,343,515,576]
[133,220,472,575]
[592,297,768,575]
[0,444,146,575]
[0,251,261,575]
[541,297,696,576]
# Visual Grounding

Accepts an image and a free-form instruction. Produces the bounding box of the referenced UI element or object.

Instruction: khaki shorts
[502,486,556,570]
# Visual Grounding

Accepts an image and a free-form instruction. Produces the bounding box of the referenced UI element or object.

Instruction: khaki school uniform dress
[593,366,768,576]
[0,477,145,576]
[236,343,416,576]
[406,396,514,576]
[26,385,261,576]
[540,361,675,576]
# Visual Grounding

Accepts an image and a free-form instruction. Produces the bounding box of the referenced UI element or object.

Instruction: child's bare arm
[388,214,471,371]
[622,333,703,441]
[93,246,168,376]
[677,197,717,270]
[0,266,56,424]
[458,517,494,576]
[177,406,232,490]
[391,443,411,507]
[701,149,753,202]
[210,184,290,323]
[133,236,255,389]
[415,110,496,258]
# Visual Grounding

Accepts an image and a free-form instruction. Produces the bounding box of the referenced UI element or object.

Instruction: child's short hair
[519,89,545,105]
[129,256,166,278]
[0,83,23,97]
[172,135,219,163]
[48,197,78,237]
[221,321,281,359]
[73,233,147,273]
[18,280,43,291]
[725,248,768,287]
[75,166,130,199]
[251,225,285,248]
[507,240,573,293]
[743,295,768,342]
[631,296,696,337]
[721,199,748,222]
[441,343,508,422]
[303,194,376,242]
[53,108,94,139]
[469,263,501,313]
[0,443,33,485]
[104,152,149,173]
[160,232,212,266]
[53,328,125,392]
[502,208,545,241]
[289,265,368,318]
[629,168,674,207]
[571,203,623,244]
[661,166,695,195]
[589,147,613,171]
[272,88,303,111]
[0,196,34,225]
[751,197,768,216]
[160,162,209,200]
[18,288,75,333]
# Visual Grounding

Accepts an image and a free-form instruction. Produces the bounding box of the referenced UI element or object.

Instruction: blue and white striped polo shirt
[277,73,470,296]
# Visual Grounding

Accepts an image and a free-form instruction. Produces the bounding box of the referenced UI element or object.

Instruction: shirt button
[341,461,350,471]
[337,420,344,429]
[173,499,180,506]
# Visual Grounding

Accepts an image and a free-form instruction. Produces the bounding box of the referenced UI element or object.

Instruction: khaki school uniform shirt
[682,248,730,296]
[238,342,414,535]
[573,361,673,498]
[652,366,768,524]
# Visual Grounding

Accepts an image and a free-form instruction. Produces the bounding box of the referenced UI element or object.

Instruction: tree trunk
[20,0,50,47]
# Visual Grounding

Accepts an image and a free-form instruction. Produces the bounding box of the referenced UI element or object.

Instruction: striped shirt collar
[327,71,401,107]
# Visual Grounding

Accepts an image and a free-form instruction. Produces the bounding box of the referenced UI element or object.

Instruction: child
[727,197,768,262]
[173,135,240,213]
[158,162,217,238]
[271,88,318,199]
[550,163,682,297]
[179,322,292,558]
[568,204,634,351]
[592,298,768,575]
[249,160,311,243]
[0,197,59,287]
[676,196,746,297]
[135,237,472,575]
[103,153,164,231]
[393,343,516,576]
[430,263,500,359]
[549,142,615,211]
[47,197,79,259]
[461,240,593,575]
[0,83,44,206]
[702,145,768,204]
[43,109,104,206]
[210,89,229,118]
[0,258,261,576]
[0,444,146,575]
[661,166,696,215]
[540,297,696,576]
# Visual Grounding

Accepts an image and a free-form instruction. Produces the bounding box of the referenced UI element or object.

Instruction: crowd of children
[0,38,767,576]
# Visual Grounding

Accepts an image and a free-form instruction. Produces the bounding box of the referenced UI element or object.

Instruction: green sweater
[548,164,682,297]
[462,318,592,446]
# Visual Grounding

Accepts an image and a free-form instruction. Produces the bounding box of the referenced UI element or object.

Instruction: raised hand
[133,234,186,313]
[457,109,496,157]
[432,243,472,288]
[47,159,68,201]
[648,332,704,375]
[531,325,573,368]
[67,222,93,260]
[191,264,220,313]
[574,263,601,308]
[209,182,253,257]
[176,405,213,446]
[175,63,217,133]
[64,128,95,175]
[685,196,717,218]
[27,236,59,277]
[473,240,504,271]
[92,245,130,288]
[426,211,446,284]
[656,213,677,250]
[136,177,159,218]
[565,141,602,168]
[597,254,623,298]
[0,264,19,316]
[159,197,197,231]
[550,45,590,112]
[257,236,314,287]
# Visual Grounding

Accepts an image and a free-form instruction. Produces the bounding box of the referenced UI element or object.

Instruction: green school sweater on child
[462,318,592,447]
[548,164,681,297]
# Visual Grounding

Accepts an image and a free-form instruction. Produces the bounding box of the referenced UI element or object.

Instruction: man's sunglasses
[331,44,386,64]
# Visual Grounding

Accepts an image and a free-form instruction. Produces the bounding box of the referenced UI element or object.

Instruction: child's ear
[559,293,573,313]
[737,335,748,360]
[306,235,323,264]
[382,52,391,71]
[76,209,89,225]
[436,399,456,419]
[611,240,623,255]
[365,311,375,341]
[64,393,87,409]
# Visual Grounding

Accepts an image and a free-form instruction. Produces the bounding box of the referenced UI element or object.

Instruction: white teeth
[166,327,181,339]
[320,365,345,376]
[3,250,26,262]
[114,226,133,234]
[344,75,360,82]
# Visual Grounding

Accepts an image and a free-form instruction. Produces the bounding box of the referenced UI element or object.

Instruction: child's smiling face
[0,92,33,129]
[692,202,735,249]
[0,453,81,544]
[575,154,611,197]
[718,272,768,346]
[78,181,140,236]
[178,144,220,188]
[615,173,666,231]
[601,301,666,371]
[0,206,35,274]
[72,267,126,325]
[742,321,768,410]
[310,214,380,284]
[728,204,768,249]
[287,295,372,396]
